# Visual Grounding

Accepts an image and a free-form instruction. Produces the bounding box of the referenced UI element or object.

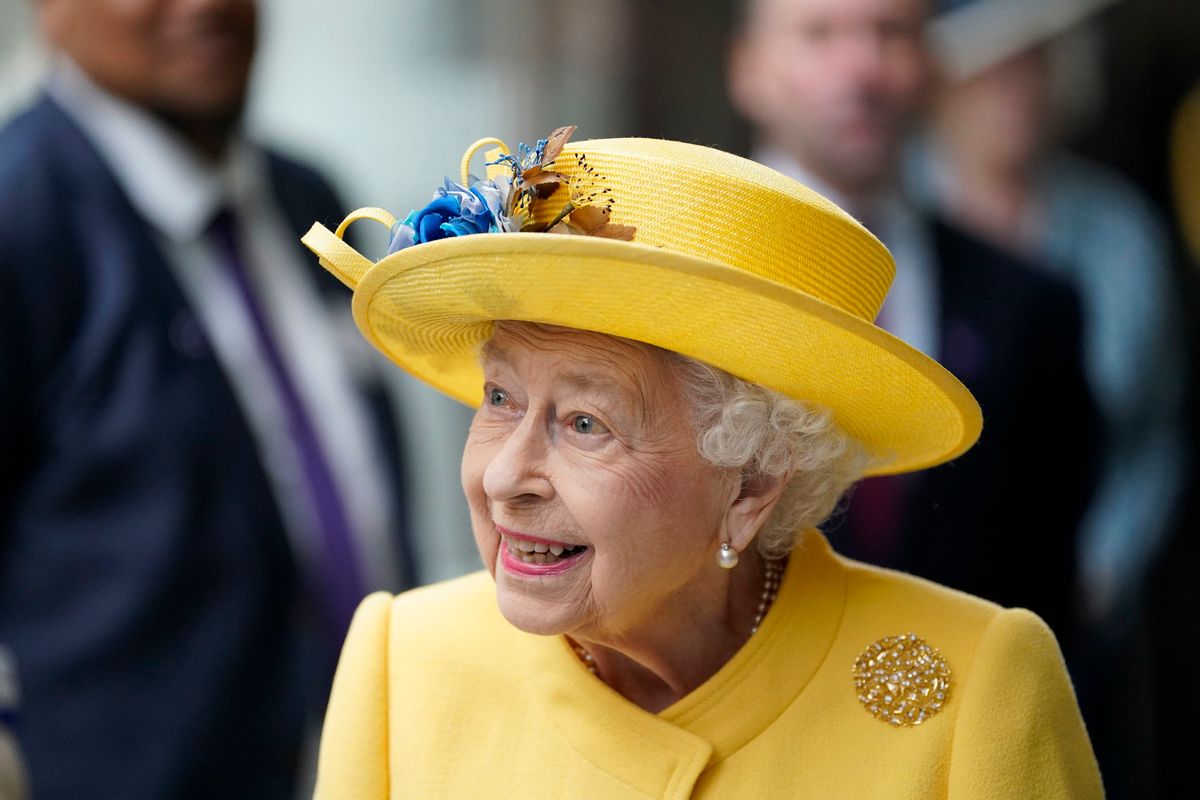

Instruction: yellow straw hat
[302,130,981,476]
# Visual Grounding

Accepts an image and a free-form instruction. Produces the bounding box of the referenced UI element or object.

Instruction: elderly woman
[301,128,1102,799]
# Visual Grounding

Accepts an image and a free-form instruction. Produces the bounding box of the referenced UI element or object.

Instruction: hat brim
[350,232,981,477]
[931,0,1117,79]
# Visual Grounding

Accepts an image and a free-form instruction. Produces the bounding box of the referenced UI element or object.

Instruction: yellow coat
[314,532,1103,799]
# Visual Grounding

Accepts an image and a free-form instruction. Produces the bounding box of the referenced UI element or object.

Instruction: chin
[494,581,580,637]
[834,150,896,193]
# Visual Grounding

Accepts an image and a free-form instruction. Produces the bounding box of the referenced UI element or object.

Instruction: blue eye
[571,415,606,434]
[487,387,509,406]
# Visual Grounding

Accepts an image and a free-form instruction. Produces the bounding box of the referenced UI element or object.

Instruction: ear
[722,470,791,554]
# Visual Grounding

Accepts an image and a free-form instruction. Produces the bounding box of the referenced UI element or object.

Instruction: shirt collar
[752,144,941,355]
[753,143,915,246]
[756,144,857,213]
[45,57,264,242]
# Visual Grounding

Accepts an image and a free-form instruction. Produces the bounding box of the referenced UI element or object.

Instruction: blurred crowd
[0,0,1195,798]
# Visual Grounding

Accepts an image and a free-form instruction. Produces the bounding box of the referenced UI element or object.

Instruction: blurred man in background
[0,1,411,798]
[911,2,1190,794]
[914,0,1187,630]
[727,0,1097,640]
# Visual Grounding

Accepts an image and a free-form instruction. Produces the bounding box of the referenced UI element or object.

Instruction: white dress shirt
[47,58,402,592]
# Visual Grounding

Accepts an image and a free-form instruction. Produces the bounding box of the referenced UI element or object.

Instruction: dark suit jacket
[0,95,404,800]
[831,219,1097,642]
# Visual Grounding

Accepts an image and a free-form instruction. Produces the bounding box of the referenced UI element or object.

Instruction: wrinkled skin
[461,323,786,711]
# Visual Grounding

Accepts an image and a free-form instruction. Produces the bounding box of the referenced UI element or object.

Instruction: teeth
[503,535,586,565]
[501,534,585,566]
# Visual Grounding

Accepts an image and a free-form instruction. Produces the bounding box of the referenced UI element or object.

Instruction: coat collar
[522,530,847,793]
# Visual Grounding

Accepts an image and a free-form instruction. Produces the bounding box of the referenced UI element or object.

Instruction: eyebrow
[478,338,510,368]
[556,372,641,424]
[481,343,642,420]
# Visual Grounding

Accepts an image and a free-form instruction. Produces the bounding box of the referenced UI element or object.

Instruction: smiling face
[461,323,740,640]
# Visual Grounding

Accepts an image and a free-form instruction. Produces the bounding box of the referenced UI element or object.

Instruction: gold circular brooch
[853,633,951,727]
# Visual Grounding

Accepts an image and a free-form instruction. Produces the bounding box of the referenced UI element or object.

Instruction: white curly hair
[669,353,869,559]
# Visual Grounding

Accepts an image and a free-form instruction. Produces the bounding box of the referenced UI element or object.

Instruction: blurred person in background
[1151,74,1200,799]
[0,1,412,798]
[910,1,1191,794]
[727,0,1097,642]
[913,0,1188,632]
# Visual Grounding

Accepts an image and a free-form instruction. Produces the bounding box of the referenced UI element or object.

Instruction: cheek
[460,433,485,503]
[881,51,929,106]
[775,54,826,108]
[783,71,854,137]
[97,8,158,62]
[65,18,162,101]
[563,453,728,559]
[461,428,500,563]
[951,83,1020,139]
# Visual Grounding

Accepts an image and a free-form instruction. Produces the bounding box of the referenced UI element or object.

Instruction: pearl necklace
[570,558,785,676]
[750,556,784,634]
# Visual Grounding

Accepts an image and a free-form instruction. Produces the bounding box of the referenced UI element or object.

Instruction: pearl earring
[717,542,740,569]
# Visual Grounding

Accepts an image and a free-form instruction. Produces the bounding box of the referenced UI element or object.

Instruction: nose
[838,27,888,88]
[481,412,554,506]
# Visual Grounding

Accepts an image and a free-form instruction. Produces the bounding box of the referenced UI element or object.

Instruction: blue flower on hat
[387,177,517,254]
[387,126,634,255]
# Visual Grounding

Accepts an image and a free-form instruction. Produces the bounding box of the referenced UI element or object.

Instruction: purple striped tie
[209,209,363,640]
